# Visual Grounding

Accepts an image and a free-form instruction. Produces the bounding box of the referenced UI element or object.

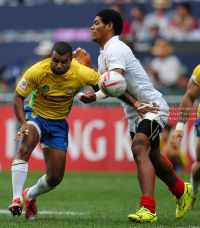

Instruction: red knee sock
[161,155,185,198]
[161,154,173,167]
[140,196,156,214]
[168,177,185,199]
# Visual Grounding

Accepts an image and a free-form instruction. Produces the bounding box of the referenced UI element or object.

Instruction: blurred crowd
[0,40,54,92]
[0,0,199,95]
[114,0,200,42]
[0,0,147,6]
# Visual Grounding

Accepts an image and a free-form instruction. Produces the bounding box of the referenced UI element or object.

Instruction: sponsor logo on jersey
[54,85,62,91]
[66,87,74,95]
[41,93,72,102]
[42,85,50,93]
[19,79,28,91]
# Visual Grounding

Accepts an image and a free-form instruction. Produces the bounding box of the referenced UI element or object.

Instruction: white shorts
[128,98,169,133]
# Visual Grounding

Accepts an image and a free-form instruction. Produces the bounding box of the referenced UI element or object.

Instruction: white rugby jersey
[98,36,168,120]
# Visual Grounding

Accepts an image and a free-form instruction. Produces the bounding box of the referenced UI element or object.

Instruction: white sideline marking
[0,210,88,215]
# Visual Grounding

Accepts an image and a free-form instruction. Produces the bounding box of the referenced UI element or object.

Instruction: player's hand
[170,130,184,149]
[14,124,29,141]
[78,91,96,103]
[137,102,161,119]
[73,48,92,68]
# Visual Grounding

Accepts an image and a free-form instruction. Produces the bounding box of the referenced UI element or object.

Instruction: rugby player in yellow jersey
[8,41,160,220]
[8,42,102,220]
[170,64,200,209]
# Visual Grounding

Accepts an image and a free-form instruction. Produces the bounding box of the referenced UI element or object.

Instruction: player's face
[91,16,108,43]
[50,50,72,75]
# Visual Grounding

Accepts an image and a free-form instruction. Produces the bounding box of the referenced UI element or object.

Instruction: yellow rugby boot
[128,206,157,223]
[175,182,193,218]
[188,193,198,209]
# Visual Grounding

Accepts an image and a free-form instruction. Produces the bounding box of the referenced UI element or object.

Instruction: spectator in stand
[130,5,149,41]
[160,123,188,172]
[110,4,131,40]
[167,15,200,41]
[146,0,174,38]
[170,3,197,30]
[34,40,55,61]
[148,39,182,93]
[146,22,165,42]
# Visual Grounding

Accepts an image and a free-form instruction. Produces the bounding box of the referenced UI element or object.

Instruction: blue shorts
[194,119,200,137]
[24,105,69,152]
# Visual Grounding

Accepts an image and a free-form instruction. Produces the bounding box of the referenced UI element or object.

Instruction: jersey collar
[100,35,120,52]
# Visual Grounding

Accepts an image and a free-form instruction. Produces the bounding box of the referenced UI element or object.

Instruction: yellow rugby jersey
[190,64,200,118]
[16,58,101,119]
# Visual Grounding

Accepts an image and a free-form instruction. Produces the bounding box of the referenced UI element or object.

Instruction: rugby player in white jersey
[77,9,193,223]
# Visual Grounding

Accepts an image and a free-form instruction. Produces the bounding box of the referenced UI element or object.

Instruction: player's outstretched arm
[170,80,200,148]
[13,92,29,141]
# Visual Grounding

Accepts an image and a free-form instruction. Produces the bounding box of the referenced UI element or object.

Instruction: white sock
[27,174,54,200]
[11,159,28,201]
[190,174,200,195]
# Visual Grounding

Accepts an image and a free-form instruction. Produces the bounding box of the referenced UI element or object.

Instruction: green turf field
[0,171,199,228]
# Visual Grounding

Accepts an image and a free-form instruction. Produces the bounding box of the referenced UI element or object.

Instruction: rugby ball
[98,71,127,97]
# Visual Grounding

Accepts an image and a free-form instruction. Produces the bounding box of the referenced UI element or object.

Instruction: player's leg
[132,133,154,197]
[128,120,158,223]
[23,118,68,220]
[149,148,177,188]
[8,124,39,217]
[149,141,193,218]
[188,136,200,209]
[26,146,66,199]
[23,146,66,220]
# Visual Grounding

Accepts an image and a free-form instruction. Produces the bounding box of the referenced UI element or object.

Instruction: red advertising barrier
[0,106,197,172]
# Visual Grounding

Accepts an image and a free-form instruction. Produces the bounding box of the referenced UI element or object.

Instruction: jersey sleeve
[16,65,39,98]
[77,64,101,86]
[190,65,200,87]
[106,46,126,71]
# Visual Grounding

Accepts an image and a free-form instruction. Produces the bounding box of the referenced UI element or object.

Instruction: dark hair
[177,3,191,12]
[135,5,146,15]
[96,9,123,36]
[51,42,72,57]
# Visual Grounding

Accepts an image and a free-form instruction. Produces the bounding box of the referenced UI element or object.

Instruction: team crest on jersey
[42,85,50,93]
[104,58,108,71]
[66,87,74,95]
